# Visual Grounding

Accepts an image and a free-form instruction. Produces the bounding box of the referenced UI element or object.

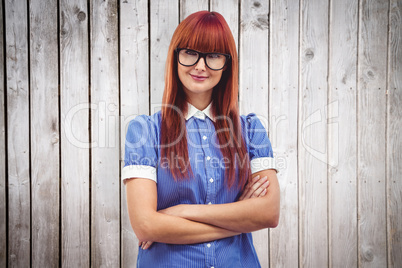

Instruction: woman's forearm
[134,210,239,244]
[160,170,280,233]
[126,178,239,244]
[170,197,278,233]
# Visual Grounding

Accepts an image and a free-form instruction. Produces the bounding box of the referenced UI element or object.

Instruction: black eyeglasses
[176,48,231,71]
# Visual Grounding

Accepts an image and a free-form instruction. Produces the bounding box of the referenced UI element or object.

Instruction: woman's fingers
[239,175,260,200]
[251,179,269,198]
[239,176,269,200]
[139,241,154,250]
[239,175,259,200]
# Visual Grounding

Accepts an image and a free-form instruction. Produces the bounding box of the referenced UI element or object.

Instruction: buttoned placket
[195,116,216,268]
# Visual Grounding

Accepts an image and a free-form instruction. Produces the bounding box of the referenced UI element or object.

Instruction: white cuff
[250,157,277,174]
[122,165,157,183]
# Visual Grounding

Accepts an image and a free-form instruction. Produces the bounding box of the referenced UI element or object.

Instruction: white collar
[185,102,215,122]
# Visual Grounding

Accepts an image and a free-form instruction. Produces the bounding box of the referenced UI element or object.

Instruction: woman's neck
[185,90,213,111]
[188,99,211,111]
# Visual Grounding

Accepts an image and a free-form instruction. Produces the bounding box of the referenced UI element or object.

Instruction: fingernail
[262,188,267,196]
[253,175,260,180]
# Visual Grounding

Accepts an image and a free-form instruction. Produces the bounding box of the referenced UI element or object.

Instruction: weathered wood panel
[328,0,358,267]
[60,0,90,266]
[90,0,120,267]
[150,0,179,110]
[239,0,270,266]
[29,0,60,267]
[357,1,388,267]
[269,0,299,267]
[119,0,149,266]
[0,0,6,266]
[299,0,329,266]
[180,0,208,21]
[387,0,402,267]
[5,0,31,266]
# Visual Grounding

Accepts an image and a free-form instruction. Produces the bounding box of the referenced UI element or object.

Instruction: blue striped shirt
[123,103,276,268]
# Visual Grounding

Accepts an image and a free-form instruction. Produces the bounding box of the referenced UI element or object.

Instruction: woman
[123,11,280,267]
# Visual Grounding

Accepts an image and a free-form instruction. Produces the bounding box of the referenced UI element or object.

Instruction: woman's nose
[195,57,206,71]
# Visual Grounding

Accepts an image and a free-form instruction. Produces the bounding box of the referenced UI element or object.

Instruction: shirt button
[207,243,211,248]
[209,178,214,183]
[202,135,207,140]
[206,156,211,160]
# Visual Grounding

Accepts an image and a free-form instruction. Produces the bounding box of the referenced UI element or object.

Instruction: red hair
[161,11,250,189]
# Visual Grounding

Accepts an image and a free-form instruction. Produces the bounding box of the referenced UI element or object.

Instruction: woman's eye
[208,53,221,59]
[185,50,198,56]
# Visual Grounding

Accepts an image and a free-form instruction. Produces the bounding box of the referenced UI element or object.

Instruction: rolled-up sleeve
[243,113,277,174]
[122,115,158,184]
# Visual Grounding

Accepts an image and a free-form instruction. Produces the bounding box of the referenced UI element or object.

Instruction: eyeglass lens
[178,49,226,70]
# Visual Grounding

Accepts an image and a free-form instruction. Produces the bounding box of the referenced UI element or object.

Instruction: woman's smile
[190,74,208,81]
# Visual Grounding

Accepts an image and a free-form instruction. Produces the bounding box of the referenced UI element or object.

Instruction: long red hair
[161,11,250,189]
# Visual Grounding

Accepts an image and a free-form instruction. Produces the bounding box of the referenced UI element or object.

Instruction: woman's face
[177,53,224,99]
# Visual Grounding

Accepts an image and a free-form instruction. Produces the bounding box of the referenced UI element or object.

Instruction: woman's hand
[139,240,153,250]
[238,175,270,201]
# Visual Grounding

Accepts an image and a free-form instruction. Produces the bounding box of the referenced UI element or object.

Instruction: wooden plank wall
[0,0,5,267]
[30,1,60,267]
[1,0,401,267]
[60,0,90,266]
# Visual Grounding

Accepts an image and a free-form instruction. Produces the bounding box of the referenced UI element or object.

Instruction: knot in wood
[362,249,374,262]
[366,70,375,79]
[305,49,314,60]
[77,11,86,22]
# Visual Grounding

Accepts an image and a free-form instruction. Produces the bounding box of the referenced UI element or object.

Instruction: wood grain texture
[210,0,239,49]
[387,0,402,267]
[357,0,388,267]
[60,0,90,266]
[299,0,329,267]
[269,0,299,267]
[29,0,60,266]
[0,0,6,266]
[119,0,149,266]
[150,0,179,110]
[1,1,400,266]
[90,0,120,267]
[239,0,270,266]
[5,0,31,266]
[328,0,358,267]
[180,0,208,21]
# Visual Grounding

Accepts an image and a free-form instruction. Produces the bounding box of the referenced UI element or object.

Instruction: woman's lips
[190,74,208,81]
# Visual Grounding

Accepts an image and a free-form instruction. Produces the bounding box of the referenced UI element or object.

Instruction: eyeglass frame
[175,48,231,71]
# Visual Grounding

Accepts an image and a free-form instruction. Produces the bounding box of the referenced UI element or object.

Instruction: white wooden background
[1,0,401,267]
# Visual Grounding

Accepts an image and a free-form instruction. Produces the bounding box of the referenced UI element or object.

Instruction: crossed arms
[125,169,280,247]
